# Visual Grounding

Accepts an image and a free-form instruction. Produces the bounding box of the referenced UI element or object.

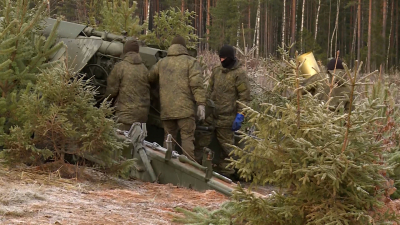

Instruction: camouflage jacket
[149,44,206,120]
[105,52,150,124]
[301,69,351,111]
[326,69,352,111]
[208,60,251,128]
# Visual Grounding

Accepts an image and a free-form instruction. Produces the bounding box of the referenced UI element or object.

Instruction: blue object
[232,113,245,131]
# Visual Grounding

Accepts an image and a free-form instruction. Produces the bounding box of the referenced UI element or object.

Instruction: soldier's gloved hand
[232,113,245,131]
[197,105,206,121]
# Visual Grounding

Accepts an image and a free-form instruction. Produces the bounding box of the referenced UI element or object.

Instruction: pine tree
[369,79,400,199]
[87,0,102,27]
[0,0,63,136]
[174,55,399,224]
[296,29,323,60]
[0,0,130,173]
[99,0,142,36]
[52,0,77,21]
[141,7,198,49]
[208,0,241,50]
[0,63,128,169]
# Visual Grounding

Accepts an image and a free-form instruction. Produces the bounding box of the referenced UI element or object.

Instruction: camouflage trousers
[195,127,235,161]
[163,117,196,160]
[195,127,235,175]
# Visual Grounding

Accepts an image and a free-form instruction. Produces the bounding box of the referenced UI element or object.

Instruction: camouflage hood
[167,44,189,56]
[122,52,142,64]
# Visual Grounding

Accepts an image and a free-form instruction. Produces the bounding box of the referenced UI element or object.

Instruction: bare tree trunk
[248,0,251,49]
[396,1,399,66]
[237,5,240,48]
[256,0,261,57]
[327,0,331,59]
[146,0,150,34]
[144,0,147,21]
[300,0,305,52]
[330,0,340,58]
[382,0,388,40]
[367,0,372,72]
[334,0,340,56]
[181,0,185,14]
[357,0,361,63]
[382,0,388,72]
[242,23,247,68]
[387,0,394,71]
[195,0,198,37]
[156,0,159,13]
[206,0,210,50]
[253,0,261,57]
[237,25,240,48]
[314,0,321,43]
[272,11,276,57]
[342,10,346,55]
[290,0,296,55]
[265,2,268,57]
[351,6,358,67]
[46,0,50,15]
[282,0,286,59]
[143,0,147,33]
[200,0,203,51]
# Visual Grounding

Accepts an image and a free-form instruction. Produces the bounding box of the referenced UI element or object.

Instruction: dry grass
[0,165,228,225]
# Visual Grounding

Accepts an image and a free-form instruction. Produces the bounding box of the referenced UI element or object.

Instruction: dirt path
[0,167,228,225]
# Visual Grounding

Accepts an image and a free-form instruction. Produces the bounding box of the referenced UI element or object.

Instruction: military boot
[194,150,203,164]
[214,158,235,178]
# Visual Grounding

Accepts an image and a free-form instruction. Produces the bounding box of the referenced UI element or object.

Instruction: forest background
[51,0,399,73]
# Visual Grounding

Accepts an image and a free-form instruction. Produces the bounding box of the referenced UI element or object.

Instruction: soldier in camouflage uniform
[196,44,251,175]
[105,39,150,130]
[325,59,352,111]
[301,58,352,112]
[149,35,206,161]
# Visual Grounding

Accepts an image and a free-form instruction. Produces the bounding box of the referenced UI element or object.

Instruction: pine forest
[48,0,400,72]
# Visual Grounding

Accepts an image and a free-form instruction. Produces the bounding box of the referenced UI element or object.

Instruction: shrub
[1,63,126,169]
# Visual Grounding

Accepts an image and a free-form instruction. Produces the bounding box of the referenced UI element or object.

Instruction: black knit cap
[327,58,344,71]
[123,39,139,54]
[171,35,186,47]
[219,45,235,59]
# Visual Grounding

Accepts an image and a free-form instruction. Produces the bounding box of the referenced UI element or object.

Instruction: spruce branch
[326,50,340,110]
[0,19,18,40]
[4,0,12,24]
[341,61,360,153]
[293,51,301,128]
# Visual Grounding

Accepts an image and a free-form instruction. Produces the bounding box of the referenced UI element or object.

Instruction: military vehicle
[42,18,240,196]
